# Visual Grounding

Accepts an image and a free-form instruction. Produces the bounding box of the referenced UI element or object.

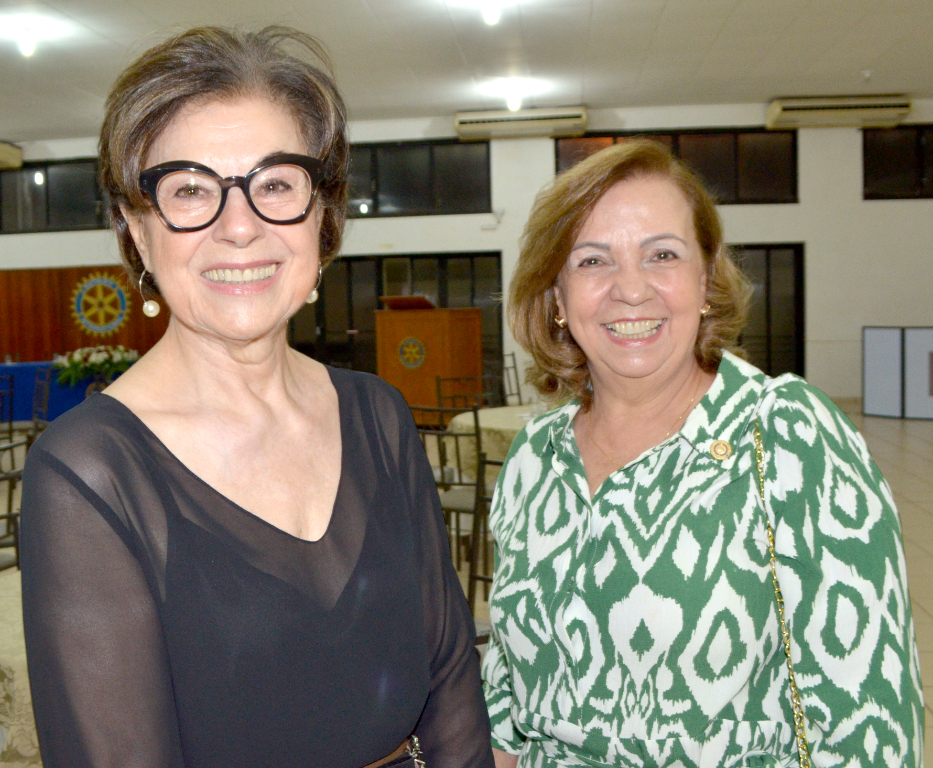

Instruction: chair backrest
[410,404,482,488]
[436,374,504,410]
[0,374,12,442]
[502,352,523,406]
[467,451,505,612]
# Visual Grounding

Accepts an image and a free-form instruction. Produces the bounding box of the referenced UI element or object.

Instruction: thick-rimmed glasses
[138,153,325,233]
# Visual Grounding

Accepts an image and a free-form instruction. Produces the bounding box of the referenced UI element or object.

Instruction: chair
[25,365,51,450]
[0,438,26,571]
[502,352,523,406]
[0,374,13,443]
[410,404,482,569]
[436,374,504,410]
[467,452,504,614]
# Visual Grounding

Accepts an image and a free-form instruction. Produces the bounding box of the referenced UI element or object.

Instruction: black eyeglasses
[138,153,326,233]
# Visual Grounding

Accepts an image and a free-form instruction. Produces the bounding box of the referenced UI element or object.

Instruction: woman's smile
[604,318,664,340]
[201,263,281,285]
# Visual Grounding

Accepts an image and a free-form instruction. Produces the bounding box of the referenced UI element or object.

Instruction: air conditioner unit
[455,106,587,140]
[0,142,22,170]
[766,95,911,129]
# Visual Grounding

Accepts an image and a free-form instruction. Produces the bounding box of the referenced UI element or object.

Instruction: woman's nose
[608,259,651,305]
[213,187,263,246]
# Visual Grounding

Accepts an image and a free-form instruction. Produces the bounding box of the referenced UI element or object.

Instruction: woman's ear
[552,282,566,320]
[120,204,151,269]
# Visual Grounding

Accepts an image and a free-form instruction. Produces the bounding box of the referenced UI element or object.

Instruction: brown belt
[362,739,409,768]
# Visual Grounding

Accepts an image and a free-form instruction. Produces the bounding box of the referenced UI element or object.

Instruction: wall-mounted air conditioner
[455,106,587,140]
[766,95,911,129]
[0,142,22,169]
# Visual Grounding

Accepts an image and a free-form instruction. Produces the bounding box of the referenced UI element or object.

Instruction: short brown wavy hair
[99,26,349,297]
[509,139,751,409]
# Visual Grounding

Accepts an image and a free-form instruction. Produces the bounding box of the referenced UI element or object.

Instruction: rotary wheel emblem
[710,440,733,460]
[71,273,131,337]
[398,337,425,369]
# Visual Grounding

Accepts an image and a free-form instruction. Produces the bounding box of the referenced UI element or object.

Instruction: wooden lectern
[376,298,482,407]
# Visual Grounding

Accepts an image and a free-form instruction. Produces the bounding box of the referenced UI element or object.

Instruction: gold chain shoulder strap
[753,418,812,768]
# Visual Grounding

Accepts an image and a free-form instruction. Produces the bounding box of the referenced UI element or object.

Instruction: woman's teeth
[605,319,663,339]
[202,264,279,284]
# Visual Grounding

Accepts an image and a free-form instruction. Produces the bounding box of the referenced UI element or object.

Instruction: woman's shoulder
[30,394,142,459]
[326,366,407,412]
[502,400,577,467]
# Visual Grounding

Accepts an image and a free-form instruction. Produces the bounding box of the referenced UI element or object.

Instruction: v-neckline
[98,365,347,545]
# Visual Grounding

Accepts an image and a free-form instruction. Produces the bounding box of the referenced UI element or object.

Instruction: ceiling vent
[455,106,587,140]
[766,95,911,129]
[0,142,22,170]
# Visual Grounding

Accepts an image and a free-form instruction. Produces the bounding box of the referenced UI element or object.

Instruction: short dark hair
[508,139,751,409]
[99,26,349,296]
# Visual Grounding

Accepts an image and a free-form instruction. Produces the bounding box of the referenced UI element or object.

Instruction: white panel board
[863,327,902,417]
[904,328,933,419]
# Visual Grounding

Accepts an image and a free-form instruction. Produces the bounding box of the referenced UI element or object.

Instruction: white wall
[4,102,933,398]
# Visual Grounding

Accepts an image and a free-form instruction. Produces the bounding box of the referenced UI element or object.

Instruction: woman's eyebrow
[569,240,610,253]
[641,233,687,247]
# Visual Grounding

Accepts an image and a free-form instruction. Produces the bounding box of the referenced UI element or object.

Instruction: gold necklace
[586,377,702,468]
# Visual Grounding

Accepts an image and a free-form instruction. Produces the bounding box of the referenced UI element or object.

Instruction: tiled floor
[840,406,933,767]
[463,402,933,765]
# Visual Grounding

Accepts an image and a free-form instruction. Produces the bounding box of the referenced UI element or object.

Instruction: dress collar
[544,350,767,474]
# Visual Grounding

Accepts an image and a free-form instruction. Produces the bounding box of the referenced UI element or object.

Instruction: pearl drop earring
[140,270,160,318]
[306,265,322,304]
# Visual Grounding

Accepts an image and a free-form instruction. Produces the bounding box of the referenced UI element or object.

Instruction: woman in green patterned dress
[482,139,923,767]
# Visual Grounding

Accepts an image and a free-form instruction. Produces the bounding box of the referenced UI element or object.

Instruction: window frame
[862,124,933,200]
[0,157,105,235]
[555,128,799,205]
[348,138,491,219]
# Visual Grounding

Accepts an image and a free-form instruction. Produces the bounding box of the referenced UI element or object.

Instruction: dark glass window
[348,146,375,217]
[556,129,797,204]
[1,159,104,234]
[433,143,490,214]
[350,140,491,218]
[377,144,432,214]
[679,133,736,201]
[48,162,100,229]
[737,132,796,202]
[862,126,933,199]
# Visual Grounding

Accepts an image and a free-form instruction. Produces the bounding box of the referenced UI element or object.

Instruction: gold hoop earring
[140,270,160,318]
[555,316,567,329]
[306,265,323,305]
[700,303,711,317]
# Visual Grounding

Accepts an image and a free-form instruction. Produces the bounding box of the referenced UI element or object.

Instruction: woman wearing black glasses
[21,27,492,768]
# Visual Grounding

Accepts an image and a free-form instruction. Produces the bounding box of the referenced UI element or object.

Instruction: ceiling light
[479,77,549,112]
[0,12,75,57]
[359,203,369,214]
[482,3,501,24]
[33,172,44,186]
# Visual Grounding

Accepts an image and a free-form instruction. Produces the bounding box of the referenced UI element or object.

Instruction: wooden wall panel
[0,266,169,362]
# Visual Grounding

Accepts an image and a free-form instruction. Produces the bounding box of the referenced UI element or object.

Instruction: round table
[447,404,539,475]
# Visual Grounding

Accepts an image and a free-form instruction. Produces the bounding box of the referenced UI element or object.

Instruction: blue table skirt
[2,361,90,422]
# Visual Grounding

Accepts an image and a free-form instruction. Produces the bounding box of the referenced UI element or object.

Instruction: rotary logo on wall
[71,272,131,337]
[398,337,425,369]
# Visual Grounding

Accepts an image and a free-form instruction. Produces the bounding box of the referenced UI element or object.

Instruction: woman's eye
[262,180,293,194]
[653,250,678,262]
[176,184,204,198]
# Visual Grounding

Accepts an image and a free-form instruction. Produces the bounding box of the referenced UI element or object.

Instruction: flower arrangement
[53,345,140,386]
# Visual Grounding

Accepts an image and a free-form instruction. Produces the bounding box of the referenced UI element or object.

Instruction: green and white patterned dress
[481,352,923,767]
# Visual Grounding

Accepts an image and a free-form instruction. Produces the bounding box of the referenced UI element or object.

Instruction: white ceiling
[2,0,933,143]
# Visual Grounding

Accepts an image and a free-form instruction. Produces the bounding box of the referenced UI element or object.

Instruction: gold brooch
[710,440,732,460]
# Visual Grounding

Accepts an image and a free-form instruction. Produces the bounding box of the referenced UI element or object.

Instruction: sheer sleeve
[21,443,185,768]
[393,393,494,767]
[758,380,924,766]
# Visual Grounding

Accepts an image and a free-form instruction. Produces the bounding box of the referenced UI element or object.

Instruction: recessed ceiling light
[482,2,501,24]
[479,77,549,112]
[33,171,44,186]
[0,12,75,57]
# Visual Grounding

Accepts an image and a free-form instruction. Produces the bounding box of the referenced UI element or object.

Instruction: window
[863,125,933,199]
[349,140,490,218]
[0,159,104,234]
[556,130,797,204]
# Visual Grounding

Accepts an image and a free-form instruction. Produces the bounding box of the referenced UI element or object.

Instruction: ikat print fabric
[481,352,923,767]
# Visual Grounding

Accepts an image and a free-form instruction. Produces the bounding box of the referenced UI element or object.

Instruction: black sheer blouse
[21,367,493,768]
